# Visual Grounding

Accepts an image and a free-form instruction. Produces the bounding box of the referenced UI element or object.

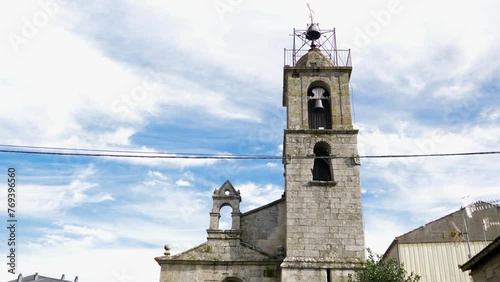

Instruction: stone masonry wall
[280,268,355,282]
[241,199,286,257]
[282,51,365,277]
[157,239,282,282]
[283,130,365,265]
[159,263,280,282]
[283,68,353,131]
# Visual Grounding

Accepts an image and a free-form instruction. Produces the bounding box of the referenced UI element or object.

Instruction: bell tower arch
[307,81,332,130]
[207,180,242,240]
[281,21,365,281]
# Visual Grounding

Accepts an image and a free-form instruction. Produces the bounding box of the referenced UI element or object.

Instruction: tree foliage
[348,248,421,282]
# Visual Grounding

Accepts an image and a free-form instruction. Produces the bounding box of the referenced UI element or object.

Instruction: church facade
[155,22,365,282]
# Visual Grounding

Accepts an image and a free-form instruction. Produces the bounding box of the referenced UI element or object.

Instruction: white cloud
[434,81,476,100]
[480,107,500,122]
[363,211,411,255]
[127,0,287,87]
[154,73,263,122]
[346,0,500,100]
[147,170,168,181]
[236,182,284,211]
[61,223,116,242]
[0,2,264,172]
[119,154,220,169]
[0,23,162,153]
[265,162,278,168]
[126,171,211,224]
[277,144,283,154]
[19,165,113,218]
[175,179,191,187]
[359,121,500,232]
[27,222,117,250]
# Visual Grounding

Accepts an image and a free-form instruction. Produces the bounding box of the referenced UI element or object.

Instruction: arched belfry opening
[312,141,332,181]
[218,205,232,230]
[307,83,332,129]
[208,180,242,233]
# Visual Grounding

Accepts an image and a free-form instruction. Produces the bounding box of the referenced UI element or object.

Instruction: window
[312,142,332,181]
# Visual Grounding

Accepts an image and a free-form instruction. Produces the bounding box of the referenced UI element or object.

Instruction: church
[155,20,366,282]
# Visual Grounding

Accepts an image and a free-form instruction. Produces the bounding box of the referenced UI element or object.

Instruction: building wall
[283,130,365,262]
[241,200,286,257]
[159,263,280,282]
[281,51,364,281]
[384,207,500,282]
[396,242,490,282]
[283,64,354,131]
[469,251,500,282]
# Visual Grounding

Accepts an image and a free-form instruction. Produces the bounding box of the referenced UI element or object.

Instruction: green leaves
[348,248,421,282]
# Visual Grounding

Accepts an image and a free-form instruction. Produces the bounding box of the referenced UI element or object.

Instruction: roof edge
[382,239,399,259]
[241,196,285,217]
[460,235,500,271]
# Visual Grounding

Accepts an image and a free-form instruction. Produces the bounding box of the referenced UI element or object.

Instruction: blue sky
[1,0,499,281]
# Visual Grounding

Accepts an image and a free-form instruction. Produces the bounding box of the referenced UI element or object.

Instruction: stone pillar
[231,210,241,230]
[209,212,220,230]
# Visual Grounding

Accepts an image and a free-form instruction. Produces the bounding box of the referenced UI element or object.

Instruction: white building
[384,205,500,281]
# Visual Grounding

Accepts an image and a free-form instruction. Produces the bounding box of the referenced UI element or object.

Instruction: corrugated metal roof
[395,206,500,244]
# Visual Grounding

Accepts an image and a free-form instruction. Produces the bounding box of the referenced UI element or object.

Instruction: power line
[360,151,500,158]
[0,144,258,157]
[0,144,498,160]
[0,149,275,159]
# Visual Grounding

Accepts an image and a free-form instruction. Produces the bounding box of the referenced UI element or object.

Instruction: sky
[0,0,499,281]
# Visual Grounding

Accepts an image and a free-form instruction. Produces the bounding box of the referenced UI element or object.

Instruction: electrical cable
[0,144,498,160]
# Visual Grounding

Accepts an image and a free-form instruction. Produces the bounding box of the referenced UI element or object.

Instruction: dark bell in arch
[306,23,321,41]
[314,99,325,113]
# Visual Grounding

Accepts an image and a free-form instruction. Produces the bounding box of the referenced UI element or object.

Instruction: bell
[306,23,321,41]
[314,99,325,112]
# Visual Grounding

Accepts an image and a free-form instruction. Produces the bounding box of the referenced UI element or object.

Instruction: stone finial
[74,277,79,282]
[164,244,171,256]
[61,274,65,280]
[17,274,22,282]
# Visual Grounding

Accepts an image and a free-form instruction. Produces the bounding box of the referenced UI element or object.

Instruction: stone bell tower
[280,21,365,281]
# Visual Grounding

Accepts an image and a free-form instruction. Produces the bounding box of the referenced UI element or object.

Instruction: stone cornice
[280,257,363,269]
[155,257,281,265]
[284,129,359,135]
